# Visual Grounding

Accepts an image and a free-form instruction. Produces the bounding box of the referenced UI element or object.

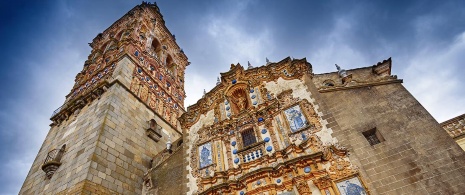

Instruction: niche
[226,83,250,114]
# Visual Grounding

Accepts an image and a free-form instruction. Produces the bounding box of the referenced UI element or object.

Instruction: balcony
[41,144,66,179]
[146,119,163,142]
[237,141,265,163]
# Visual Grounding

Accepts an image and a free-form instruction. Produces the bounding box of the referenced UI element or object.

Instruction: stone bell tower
[19,2,188,194]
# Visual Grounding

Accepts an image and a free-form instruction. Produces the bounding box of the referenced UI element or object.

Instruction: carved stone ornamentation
[313,176,333,190]
[328,158,357,180]
[296,181,311,195]
[277,90,300,108]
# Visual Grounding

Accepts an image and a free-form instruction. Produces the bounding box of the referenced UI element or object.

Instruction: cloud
[184,1,274,107]
[309,16,371,73]
[206,17,273,66]
[402,31,465,122]
[0,38,86,194]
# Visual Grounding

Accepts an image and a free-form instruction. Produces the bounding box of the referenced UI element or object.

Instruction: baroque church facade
[20,2,465,195]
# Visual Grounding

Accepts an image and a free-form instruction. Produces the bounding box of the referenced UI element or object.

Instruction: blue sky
[1,0,465,194]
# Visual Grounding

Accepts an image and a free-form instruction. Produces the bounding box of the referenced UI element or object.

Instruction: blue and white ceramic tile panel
[249,87,260,107]
[199,142,213,169]
[284,105,308,133]
[336,177,367,195]
[325,189,331,195]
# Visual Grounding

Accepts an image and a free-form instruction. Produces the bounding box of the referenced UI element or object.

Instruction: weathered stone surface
[146,147,184,195]
[441,114,465,150]
[315,79,465,194]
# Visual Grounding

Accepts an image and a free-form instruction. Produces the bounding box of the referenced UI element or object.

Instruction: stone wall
[19,92,105,194]
[20,56,181,194]
[317,82,465,194]
[146,146,184,195]
[75,57,181,194]
[441,114,465,150]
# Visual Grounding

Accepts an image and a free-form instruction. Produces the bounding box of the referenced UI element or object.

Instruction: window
[323,80,335,87]
[151,39,162,58]
[241,128,257,147]
[362,128,384,146]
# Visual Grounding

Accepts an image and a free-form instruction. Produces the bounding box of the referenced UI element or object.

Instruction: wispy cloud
[402,31,465,121]
[184,1,274,107]
[309,16,371,73]
[206,17,273,66]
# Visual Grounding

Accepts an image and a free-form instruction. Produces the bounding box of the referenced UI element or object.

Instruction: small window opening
[241,128,257,147]
[362,128,384,146]
[323,80,335,87]
[152,39,162,58]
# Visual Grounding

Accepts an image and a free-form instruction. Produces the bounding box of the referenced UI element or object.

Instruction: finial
[266,57,270,65]
[166,135,172,153]
[216,77,221,85]
[248,61,253,69]
[203,89,206,97]
[335,64,348,78]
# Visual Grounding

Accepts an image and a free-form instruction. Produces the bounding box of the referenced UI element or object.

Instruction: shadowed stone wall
[148,147,184,195]
[316,82,465,194]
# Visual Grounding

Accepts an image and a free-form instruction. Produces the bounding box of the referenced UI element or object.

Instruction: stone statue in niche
[233,96,247,111]
[227,85,249,114]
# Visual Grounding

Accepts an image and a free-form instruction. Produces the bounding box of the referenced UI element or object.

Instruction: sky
[0,0,464,194]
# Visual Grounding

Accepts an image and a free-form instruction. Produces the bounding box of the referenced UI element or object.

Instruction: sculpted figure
[232,96,247,111]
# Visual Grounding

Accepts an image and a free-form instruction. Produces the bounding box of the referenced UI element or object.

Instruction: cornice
[51,73,182,136]
[440,113,465,126]
[318,79,403,93]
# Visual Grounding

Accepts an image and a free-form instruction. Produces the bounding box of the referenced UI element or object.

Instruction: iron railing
[43,144,66,164]
[51,105,63,118]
